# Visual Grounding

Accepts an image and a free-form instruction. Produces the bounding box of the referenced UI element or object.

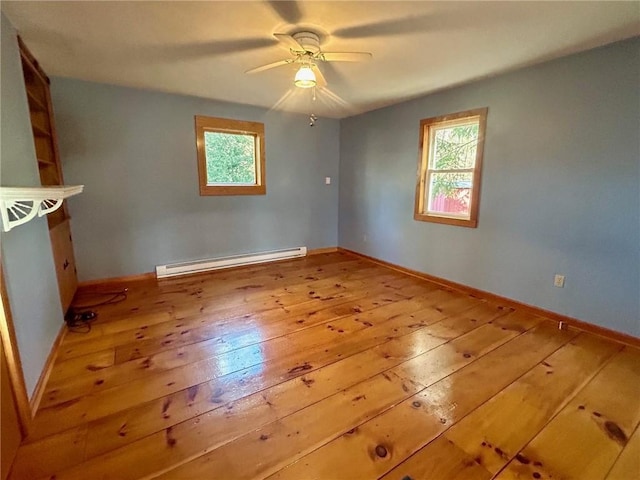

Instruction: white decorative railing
[0,185,84,232]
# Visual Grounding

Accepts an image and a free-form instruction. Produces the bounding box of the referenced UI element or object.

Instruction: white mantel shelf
[0,185,84,232]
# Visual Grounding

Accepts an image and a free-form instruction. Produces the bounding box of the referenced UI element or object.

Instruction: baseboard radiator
[155,246,307,279]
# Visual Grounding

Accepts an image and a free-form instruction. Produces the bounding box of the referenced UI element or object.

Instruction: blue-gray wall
[1,13,64,396]
[50,80,340,281]
[339,38,640,337]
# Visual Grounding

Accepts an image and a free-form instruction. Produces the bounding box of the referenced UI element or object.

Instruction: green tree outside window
[204,132,256,185]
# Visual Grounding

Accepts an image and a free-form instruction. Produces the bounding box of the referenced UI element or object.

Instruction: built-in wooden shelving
[26,89,46,111]
[17,36,79,313]
[31,123,51,138]
[37,158,56,167]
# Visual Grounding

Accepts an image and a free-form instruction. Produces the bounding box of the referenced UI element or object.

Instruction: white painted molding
[0,185,84,232]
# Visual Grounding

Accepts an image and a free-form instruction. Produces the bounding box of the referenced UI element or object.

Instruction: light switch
[325,177,331,185]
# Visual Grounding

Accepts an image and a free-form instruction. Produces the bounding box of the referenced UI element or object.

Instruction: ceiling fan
[246,30,372,89]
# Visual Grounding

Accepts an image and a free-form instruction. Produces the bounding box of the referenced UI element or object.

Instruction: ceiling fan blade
[196,38,276,56]
[333,14,435,39]
[136,38,276,62]
[274,33,304,51]
[322,62,349,85]
[266,1,303,24]
[321,52,373,62]
[246,59,291,74]
[312,65,327,88]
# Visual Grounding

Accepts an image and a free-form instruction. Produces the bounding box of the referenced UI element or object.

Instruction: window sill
[199,185,266,196]
[413,212,477,228]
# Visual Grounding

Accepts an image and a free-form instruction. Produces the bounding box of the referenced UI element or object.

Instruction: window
[414,107,487,228]
[195,115,266,195]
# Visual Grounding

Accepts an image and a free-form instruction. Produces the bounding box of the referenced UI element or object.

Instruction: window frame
[195,115,266,196]
[414,107,488,228]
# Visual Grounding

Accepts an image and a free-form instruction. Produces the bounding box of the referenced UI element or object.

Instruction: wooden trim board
[195,115,266,196]
[0,267,31,435]
[338,247,640,348]
[307,247,338,256]
[78,272,156,289]
[29,323,67,417]
[414,107,488,228]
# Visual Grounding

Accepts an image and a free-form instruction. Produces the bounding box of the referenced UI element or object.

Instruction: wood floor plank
[47,348,116,384]
[15,302,505,480]
[267,322,575,480]
[11,253,637,480]
[442,333,621,476]
[391,311,540,388]
[95,266,410,348]
[67,257,377,329]
[605,424,640,480]
[152,311,545,479]
[67,266,414,357]
[110,272,422,364]
[51,286,361,382]
[29,283,465,440]
[379,333,620,480]
[81,301,501,459]
[379,437,493,480]
[43,280,445,408]
[494,347,640,480]
[156,370,422,480]
[42,274,419,408]
[57,263,390,357]
[63,257,375,344]
[30,356,421,480]
[75,254,364,306]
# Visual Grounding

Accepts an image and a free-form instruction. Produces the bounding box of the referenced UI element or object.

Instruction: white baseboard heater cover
[156,246,308,279]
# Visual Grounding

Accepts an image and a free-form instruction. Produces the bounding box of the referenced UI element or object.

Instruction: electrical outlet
[325,177,331,185]
[554,274,565,288]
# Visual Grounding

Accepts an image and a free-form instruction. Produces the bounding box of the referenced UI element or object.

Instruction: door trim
[0,265,31,435]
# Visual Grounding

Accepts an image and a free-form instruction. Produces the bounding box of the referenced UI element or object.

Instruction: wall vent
[155,246,307,279]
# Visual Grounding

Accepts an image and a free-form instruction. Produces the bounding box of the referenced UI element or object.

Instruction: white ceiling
[3,1,639,118]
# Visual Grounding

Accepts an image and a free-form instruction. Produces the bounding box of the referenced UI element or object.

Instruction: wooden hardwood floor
[9,252,640,480]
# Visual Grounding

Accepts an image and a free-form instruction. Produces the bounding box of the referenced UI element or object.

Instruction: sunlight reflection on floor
[212,328,265,377]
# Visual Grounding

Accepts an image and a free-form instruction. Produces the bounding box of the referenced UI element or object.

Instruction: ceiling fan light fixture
[294,65,316,88]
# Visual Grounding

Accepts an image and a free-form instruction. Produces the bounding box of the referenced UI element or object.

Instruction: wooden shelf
[26,89,46,112]
[37,158,56,167]
[31,123,51,138]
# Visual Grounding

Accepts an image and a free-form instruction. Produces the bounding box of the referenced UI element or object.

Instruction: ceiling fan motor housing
[292,31,321,54]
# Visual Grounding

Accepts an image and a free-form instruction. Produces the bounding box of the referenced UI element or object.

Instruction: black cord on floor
[66,288,129,334]
[65,309,98,333]
[71,288,129,309]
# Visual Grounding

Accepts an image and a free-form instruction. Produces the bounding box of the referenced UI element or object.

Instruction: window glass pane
[204,131,256,185]
[426,171,473,218]
[431,122,479,170]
